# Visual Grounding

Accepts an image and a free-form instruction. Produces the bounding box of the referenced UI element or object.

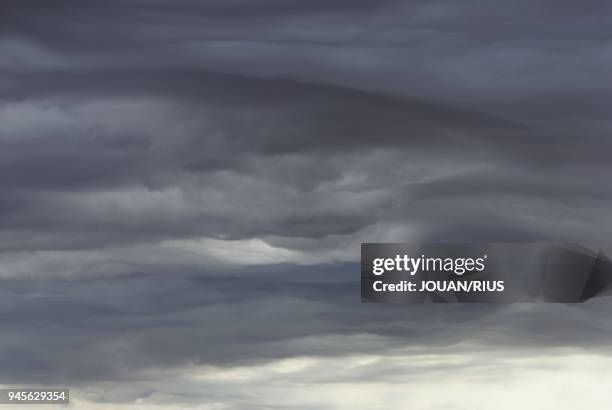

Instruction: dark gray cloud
[1,0,612,408]
[2,266,612,387]
[1,69,610,251]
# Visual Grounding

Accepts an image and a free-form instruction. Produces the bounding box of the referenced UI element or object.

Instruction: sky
[2,0,612,409]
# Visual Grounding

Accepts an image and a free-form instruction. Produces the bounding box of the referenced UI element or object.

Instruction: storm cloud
[1,0,612,409]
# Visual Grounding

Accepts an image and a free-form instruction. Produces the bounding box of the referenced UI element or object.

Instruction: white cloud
[23,344,612,410]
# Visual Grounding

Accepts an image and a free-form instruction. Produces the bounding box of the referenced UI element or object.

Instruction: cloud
[2,266,612,388]
[1,0,612,408]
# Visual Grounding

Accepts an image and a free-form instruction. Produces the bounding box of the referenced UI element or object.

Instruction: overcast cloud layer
[2,1,612,409]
